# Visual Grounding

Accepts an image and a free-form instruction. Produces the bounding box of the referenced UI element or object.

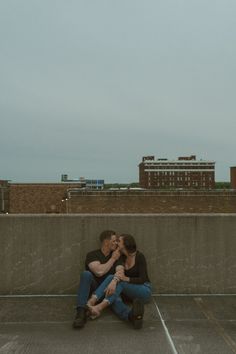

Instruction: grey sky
[1,0,235,183]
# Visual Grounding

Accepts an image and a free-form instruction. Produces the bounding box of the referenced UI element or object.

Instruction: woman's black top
[123,251,150,284]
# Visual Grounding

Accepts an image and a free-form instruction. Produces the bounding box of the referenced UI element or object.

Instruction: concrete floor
[0,295,235,354]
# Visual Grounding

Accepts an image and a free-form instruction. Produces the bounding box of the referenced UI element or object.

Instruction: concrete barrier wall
[0,214,235,295]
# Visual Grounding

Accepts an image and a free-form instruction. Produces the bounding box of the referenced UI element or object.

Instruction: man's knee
[80,270,93,281]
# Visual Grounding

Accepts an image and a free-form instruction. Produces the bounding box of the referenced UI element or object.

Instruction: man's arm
[88,249,120,277]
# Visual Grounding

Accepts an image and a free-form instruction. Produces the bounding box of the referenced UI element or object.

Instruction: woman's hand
[115,268,124,278]
[115,269,129,282]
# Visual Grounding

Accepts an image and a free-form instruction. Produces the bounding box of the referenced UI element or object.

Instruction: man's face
[109,234,118,251]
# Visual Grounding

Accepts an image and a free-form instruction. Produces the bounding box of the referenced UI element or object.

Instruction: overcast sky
[1,0,235,183]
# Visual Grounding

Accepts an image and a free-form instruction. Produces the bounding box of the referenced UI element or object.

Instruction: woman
[87,234,152,329]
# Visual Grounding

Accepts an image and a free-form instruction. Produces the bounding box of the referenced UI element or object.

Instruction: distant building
[139,155,215,189]
[0,180,10,213]
[61,174,104,190]
[230,167,236,189]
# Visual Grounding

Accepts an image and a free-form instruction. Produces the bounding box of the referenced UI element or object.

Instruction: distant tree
[104,182,140,189]
[215,182,231,189]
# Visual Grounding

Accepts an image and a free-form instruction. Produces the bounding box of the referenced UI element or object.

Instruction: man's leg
[73,270,97,329]
[76,270,98,308]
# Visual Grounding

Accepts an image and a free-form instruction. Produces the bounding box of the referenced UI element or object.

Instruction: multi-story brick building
[230,167,236,189]
[139,155,215,189]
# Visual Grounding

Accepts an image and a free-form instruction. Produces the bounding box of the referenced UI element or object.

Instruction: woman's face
[118,236,125,253]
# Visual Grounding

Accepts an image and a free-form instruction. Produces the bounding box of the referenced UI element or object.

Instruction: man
[73,229,122,329]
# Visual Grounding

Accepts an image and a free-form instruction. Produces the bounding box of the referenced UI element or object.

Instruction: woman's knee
[143,293,152,303]
[142,289,152,303]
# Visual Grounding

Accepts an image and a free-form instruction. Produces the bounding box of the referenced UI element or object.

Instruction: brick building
[0,180,10,213]
[230,167,236,189]
[139,155,215,189]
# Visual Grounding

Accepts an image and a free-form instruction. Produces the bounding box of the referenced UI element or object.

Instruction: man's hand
[111,248,120,261]
[105,280,117,297]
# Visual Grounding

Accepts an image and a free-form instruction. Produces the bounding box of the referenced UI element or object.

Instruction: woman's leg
[88,281,126,318]
[101,282,152,305]
[121,283,152,303]
[89,282,152,325]
[88,298,110,318]
[111,295,132,320]
[92,274,114,302]
[115,283,151,328]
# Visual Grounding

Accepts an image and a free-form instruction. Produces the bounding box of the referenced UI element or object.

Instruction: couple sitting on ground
[73,230,152,330]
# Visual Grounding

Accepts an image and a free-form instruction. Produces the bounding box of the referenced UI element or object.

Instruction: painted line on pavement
[152,297,179,354]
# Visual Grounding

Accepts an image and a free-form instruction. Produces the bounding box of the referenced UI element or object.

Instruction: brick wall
[68,190,236,213]
[9,184,82,213]
[8,187,236,214]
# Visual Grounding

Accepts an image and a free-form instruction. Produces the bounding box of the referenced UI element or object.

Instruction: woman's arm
[116,253,149,284]
[127,253,149,284]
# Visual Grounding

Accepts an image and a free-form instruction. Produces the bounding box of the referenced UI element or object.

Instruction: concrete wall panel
[0,214,235,295]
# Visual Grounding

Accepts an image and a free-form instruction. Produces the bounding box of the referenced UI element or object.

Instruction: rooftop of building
[141,155,216,164]
[1,214,235,353]
[0,295,235,354]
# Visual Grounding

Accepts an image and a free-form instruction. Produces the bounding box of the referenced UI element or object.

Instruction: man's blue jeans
[76,270,99,308]
[94,274,152,320]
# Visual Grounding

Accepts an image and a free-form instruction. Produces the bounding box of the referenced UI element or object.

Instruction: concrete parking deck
[0,295,235,354]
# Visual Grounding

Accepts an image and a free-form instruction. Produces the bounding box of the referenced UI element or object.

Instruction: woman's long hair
[120,234,137,253]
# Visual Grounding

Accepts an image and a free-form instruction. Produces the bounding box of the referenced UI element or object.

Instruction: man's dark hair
[120,234,137,253]
[99,230,116,243]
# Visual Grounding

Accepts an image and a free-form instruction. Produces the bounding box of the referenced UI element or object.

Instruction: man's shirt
[85,249,122,285]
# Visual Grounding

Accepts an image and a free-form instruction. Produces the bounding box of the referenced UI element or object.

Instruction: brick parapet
[7,187,236,214]
[9,184,82,213]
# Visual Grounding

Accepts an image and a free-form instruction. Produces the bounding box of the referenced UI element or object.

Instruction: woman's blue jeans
[94,274,152,320]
